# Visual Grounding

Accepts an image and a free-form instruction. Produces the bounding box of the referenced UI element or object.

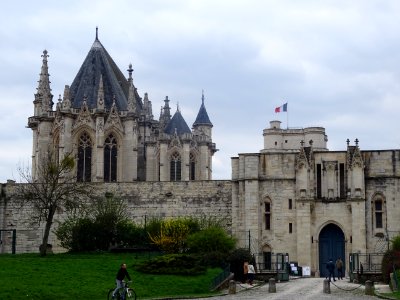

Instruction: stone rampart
[0,180,232,253]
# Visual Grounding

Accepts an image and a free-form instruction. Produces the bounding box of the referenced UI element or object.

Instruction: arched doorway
[319,223,345,277]
[262,244,272,270]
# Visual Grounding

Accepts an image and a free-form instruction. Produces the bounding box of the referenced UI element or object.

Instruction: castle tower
[28,50,54,180]
[193,91,216,179]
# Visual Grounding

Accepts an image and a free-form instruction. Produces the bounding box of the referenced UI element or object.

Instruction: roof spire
[127,63,133,82]
[193,90,212,127]
[96,26,98,40]
[35,49,54,113]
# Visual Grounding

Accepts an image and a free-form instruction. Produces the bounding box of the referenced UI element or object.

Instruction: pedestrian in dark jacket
[112,263,131,299]
[336,258,343,280]
[326,258,335,282]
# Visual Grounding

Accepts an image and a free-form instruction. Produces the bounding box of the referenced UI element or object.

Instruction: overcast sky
[1,0,400,182]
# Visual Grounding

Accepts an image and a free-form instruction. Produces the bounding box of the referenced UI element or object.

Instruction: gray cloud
[1,0,400,182]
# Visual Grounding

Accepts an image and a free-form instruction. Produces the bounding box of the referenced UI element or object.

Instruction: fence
[210,264,231,290]
[0,229,16,254]
[230,230,259,254]
[349,253,384,274]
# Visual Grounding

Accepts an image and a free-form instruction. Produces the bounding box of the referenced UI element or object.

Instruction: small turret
[34,50,54,115]
[164,105,191,135]
[143,93,153,119]
[193,91,213,138]
[159,96,172,132]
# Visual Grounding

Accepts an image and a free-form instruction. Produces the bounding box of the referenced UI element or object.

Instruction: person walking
[326,258,336,282]
[243,261,249,283]
[112,263,131,299]
[336,258,344,280]
[247,263,256,285]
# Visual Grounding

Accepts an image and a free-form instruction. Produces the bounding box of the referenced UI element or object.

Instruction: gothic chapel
[28,30,217,182]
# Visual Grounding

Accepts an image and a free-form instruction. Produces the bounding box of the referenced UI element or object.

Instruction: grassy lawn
[382,291,400,299]
[0,252,222,300]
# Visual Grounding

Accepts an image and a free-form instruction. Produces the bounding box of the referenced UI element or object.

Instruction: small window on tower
[289,223,293,234]
[264,202,271,230]
[375,200,383,228]
[288,199,292,209]
[275,141,277,146]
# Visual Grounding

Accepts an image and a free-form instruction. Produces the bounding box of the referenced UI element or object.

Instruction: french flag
[275,102,288,113]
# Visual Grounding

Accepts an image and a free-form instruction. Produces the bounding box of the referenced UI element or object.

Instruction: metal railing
[210,264,231,290]
[349,253,384,273]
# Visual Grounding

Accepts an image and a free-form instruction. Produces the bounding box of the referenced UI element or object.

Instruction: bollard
[268,278,276,293]
[323,279,330,294]
[365,280,374,296]
[228,280,236,294]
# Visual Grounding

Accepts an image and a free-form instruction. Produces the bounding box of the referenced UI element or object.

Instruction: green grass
[0,252,222,300]
[381,291,400,299]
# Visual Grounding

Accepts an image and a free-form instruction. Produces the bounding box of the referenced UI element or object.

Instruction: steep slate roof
[193,93,212,126]
[69,32,142,111]
[164,109,192,135]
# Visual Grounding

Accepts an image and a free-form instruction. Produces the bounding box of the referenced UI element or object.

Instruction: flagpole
[287,102,289,129]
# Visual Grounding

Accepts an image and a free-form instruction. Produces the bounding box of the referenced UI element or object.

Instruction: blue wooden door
[319,224,345,277]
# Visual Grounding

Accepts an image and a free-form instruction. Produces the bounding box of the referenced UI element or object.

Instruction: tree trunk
[40,208,56,256]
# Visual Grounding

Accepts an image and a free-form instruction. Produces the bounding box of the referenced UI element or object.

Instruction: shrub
[381,235,400,283]
[227,248,253,282]
[187,227,236,254]
[55,217,97,252]
[115,220,148,248]
[137,253,206,275]
[148,218,192,253]
[392,236,400,251]
[196,215,228,230]
[56,194,146,252]
[197,251,228,268]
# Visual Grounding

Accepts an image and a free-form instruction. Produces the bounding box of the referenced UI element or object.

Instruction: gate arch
[318,223,345,277]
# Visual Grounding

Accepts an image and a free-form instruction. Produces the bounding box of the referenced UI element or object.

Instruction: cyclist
[112,263,131,299]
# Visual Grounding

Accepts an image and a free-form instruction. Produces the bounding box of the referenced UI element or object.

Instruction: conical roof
[164,109,191,135]
[193,93,212,126]
[69,32,141,111]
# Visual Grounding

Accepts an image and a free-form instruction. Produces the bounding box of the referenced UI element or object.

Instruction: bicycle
[107,280,136,300]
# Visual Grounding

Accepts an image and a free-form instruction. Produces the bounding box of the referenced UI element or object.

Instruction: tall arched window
[170,152,181,181]
[264,199,272,230]
[52,134,60,164]
[372,195,386,230]
[189,153,196,181]
[77,132,92,182]
[104,134,117,182]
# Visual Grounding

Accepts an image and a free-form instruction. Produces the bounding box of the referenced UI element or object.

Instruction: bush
[55,194,147,252]
[382,249,400,283]
[137,254,206,275]
[381,235,400,283]
[227,248,253,282]
[187,227,236,254]
[148,218,192,253]
[55,217,98,252]
[115,220,148,248]
[197,251,228,268]
[392,236,400,251]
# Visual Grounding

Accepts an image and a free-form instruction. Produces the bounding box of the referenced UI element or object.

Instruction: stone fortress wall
[0,180,232,253]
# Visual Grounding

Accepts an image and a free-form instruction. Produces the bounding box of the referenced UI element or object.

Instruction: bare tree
[15,150,93,256]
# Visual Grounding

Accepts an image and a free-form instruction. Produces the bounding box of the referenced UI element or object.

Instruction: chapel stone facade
[28,31,217,183]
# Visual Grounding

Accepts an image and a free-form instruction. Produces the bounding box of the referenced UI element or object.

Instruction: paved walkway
[187,277,392,300]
